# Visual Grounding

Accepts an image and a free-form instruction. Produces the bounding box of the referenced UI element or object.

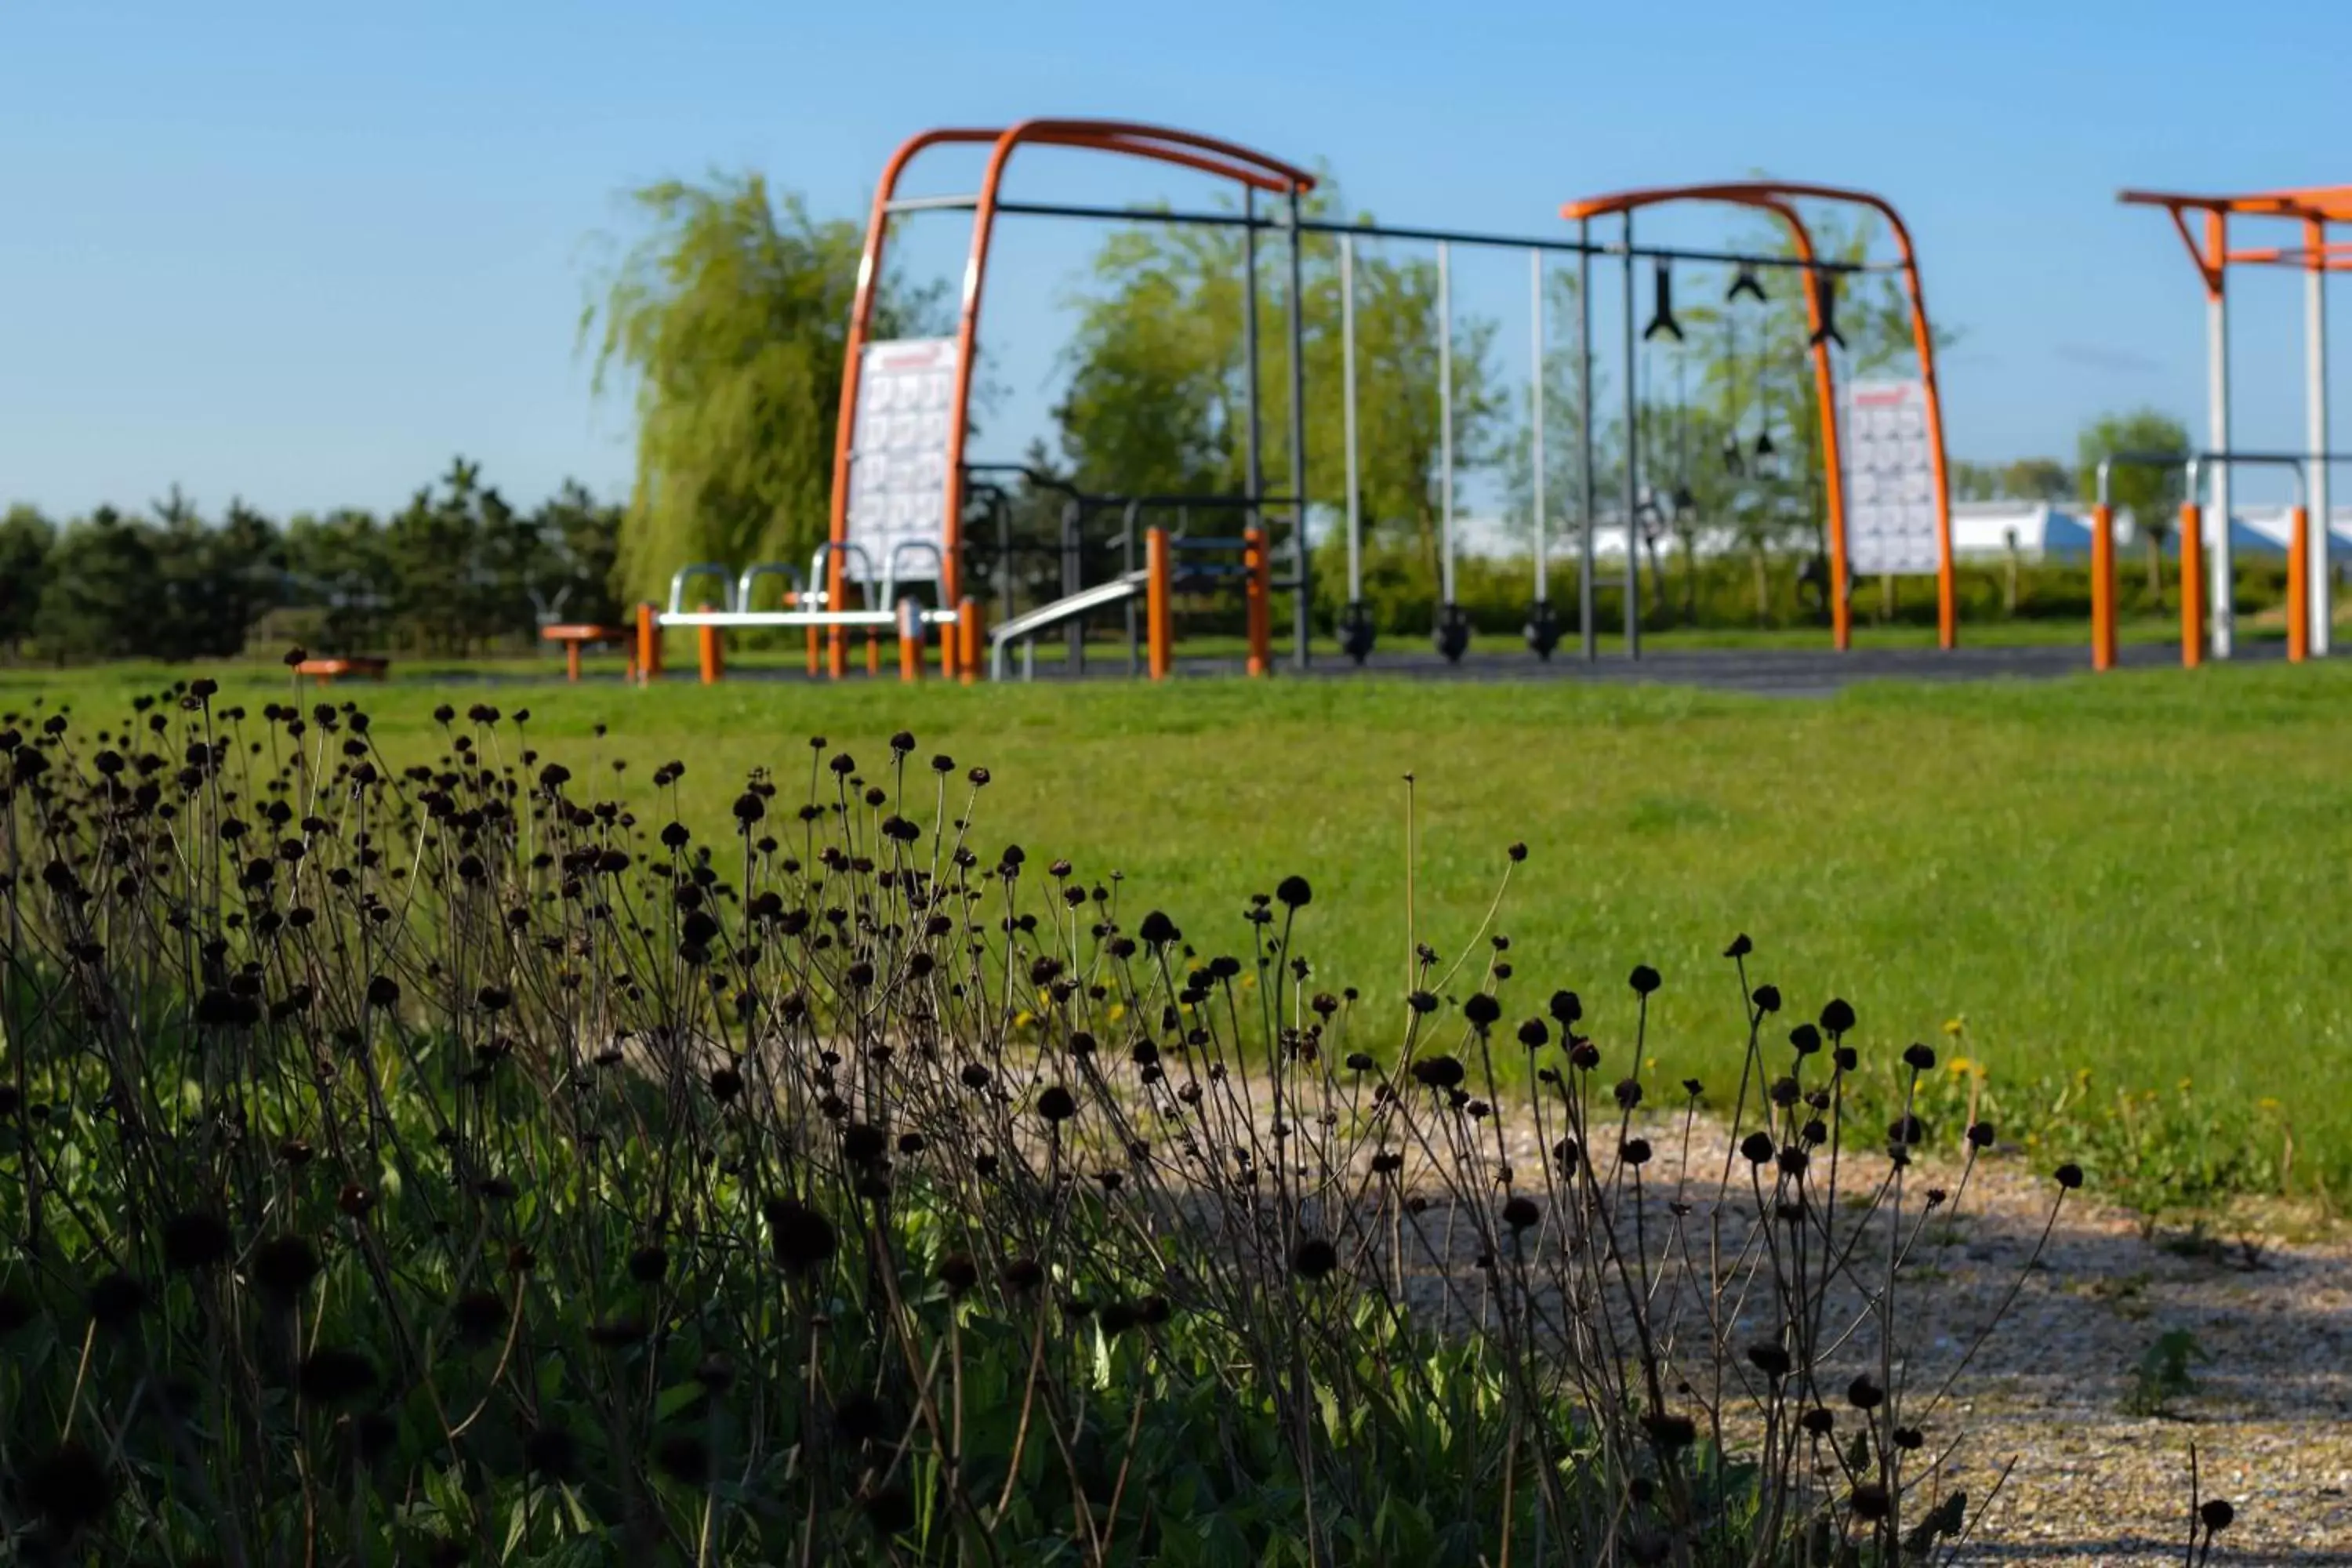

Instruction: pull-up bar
[2120,184,2347,658]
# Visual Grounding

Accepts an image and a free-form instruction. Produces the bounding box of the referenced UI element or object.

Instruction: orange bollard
[957,597,985,685]
[696,604,723,684]
[897,598,924,683]
[1146,528,1173,681]
[2287,506,2310,663]
[636,602,662,686]
[2179,503,2205,670]
[866,627,880,677]
[1243,526,1269,677]
[2090,503,2118,672]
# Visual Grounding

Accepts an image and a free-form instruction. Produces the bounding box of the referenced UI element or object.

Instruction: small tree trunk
[1682,534,1697,627]
[1751,543,1769,625]
[2144,529,2165,607]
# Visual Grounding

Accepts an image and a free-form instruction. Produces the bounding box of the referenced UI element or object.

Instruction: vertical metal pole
[1243,188,1264,547]
[2309,218,2333,657]
[1530,249,1548,604]
[1621,212,1641,659]
[1341,234,1362,604]
[1286,188,1310,670]
[2205,211,2233,659]
[1579,218,1597,661]
[1439,241,1456,607]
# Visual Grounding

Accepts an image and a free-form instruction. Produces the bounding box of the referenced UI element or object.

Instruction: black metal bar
[1622,212,1640,660]
[960,198,1893,272]
[1243,189,1264,577]
[1579,217,1597,662]
[1287,187,1310,670]
[1062,499,1084,674]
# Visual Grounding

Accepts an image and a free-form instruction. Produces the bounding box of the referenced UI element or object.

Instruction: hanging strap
[1807,272,1846,350]
[1642,260,1683,343]
[1727,263,1766,303]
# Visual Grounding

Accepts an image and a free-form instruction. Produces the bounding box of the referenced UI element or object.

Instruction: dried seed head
[2199,1499,2234,1532]
[251,1236,321,1300]
[1746,1342,1791,1379]
[161,1211,233,1274]
[1274,875,1312,909]
[1036,1086,1078,1123]
[761,1198,837,1273]
[2055,1162,2084,1190]
[1819,998,1856,1033]
[1628,964,1662,996]
[1291,1238,1339,1280]
[1501,1196,1541,1230]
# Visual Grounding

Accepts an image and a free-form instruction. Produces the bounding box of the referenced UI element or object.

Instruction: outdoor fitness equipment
[633,122,1958,687]
[1561,183,1955,652]
[2118,183,2350,659]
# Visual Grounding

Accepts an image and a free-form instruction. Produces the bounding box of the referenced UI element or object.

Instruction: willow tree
[583,174,939,601]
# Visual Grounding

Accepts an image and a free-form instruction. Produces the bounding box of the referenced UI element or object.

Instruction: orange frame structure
[2118,185,2351,661]
[828,120,1315,680]
[1559,183,1956,652]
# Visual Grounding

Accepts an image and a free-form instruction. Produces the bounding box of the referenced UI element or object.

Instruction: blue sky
[4,0,2350,521]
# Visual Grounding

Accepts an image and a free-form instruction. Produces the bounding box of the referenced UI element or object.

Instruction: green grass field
[8,653,2348,1201]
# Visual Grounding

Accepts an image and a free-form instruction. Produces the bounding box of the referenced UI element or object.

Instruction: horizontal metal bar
[658,610,956,630]
[883,193,986,214]
[980,198,1885,272]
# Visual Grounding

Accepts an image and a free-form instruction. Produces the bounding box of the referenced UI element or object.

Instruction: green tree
[34,508,159,662]
[285,508,397,655]
[583,172,942,601]
[2000,458,2074,503]
[531,481,626,627]
[0,506,54,659]
[2077,408,2190,600]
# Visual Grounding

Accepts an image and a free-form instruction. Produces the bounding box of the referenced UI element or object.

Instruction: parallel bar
[1579,216,1597,662]
[1530,249,1548,607]
[1286,186,1310,670]
[1438,241,1456,607]
[656,609,956,629]
[1341,234,1363,604]
[880,193,987,214]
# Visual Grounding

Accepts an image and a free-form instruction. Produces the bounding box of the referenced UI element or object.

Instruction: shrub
[0,679,2080,1563]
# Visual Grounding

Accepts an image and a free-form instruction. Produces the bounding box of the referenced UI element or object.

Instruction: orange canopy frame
[826,120,1315,678]
[1559,183,1955,652]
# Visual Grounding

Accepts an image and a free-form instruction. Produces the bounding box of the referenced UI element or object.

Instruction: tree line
[0,461,622,665]
[6,168,2205,666]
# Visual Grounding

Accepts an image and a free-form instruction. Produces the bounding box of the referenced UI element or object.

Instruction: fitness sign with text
[1845,379,1939,577]
[844,337,959,585]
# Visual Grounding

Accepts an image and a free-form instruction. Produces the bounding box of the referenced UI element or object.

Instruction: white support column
[2309,223,2333,657]
[2207,217,2234,659]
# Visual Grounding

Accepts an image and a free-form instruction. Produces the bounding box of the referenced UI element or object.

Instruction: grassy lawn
[6,653,2348,1199]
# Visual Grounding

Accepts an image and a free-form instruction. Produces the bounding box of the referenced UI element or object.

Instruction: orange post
[2179,503,2205,669]
[898,598,924,683]
[940,598,960,681]
[696,604,723,684]
[806,623,820,677]
[866,627,880,677]
[957,597,985,685]
[1243,525,1269,677]
[635,602,662,686]
[2287,505,2310,663]
[2090,503,2118,672]
[1145,527,1173,681]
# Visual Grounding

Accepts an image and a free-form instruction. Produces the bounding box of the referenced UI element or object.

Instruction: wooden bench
[540,624,634,682]
[294,656,390,686]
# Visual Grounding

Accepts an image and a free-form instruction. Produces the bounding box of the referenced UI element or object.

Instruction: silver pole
[1287,187,1309,670]
[2309,234,2333,656]
[1343,233,1362,604]
[1622,212,1640,659]
[1530,249,1547,604]
[1439,240,1455,606]
[1579,217,1596,660]
[2208,257,2233,659]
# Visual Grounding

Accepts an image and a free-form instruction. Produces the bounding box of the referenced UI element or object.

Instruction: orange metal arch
[826,121,1314,677]
[1561,183,1955,651]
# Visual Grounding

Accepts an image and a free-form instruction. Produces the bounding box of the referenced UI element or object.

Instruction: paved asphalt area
[1103,637,2281,697]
